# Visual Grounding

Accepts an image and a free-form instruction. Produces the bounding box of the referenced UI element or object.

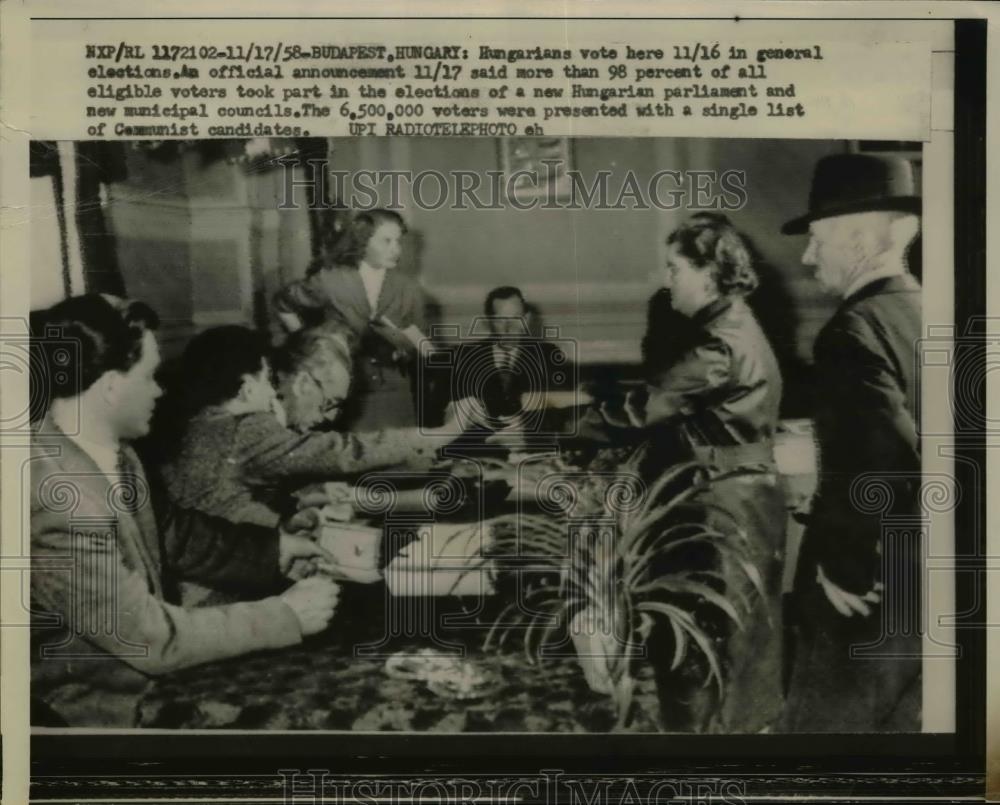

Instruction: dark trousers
[782,578,921,732]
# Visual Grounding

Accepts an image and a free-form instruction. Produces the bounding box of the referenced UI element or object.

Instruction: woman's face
[363,220,403,271]
[662,243,718,317]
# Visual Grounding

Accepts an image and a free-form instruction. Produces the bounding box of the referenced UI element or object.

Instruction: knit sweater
[161,408,438,527]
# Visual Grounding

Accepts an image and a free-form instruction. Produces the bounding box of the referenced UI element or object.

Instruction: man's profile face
[801,213,891,296]
[280,354,352,431]
[489,295,527,339]
[107,330,163,440]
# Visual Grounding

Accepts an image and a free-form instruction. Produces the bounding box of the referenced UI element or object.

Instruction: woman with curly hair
[626,211,782,440]
[604,213,787,734]
[273,209,427,431]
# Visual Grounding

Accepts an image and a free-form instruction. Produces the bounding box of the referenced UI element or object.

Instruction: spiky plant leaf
[623,528,749,589]
[483,601,531,650]
[636,601,725,695]
[737,558,766,599]
[481,456,771,729]
[634,576,744,629]
[690,569,756,615]
[633,461,703,519]
[668,615,688,670]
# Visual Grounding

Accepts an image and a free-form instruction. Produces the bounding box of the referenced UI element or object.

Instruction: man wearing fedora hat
[781,153,923,732]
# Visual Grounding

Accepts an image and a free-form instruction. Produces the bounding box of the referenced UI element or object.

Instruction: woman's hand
[598,390,645,428]
[270,395,289,427]
[600,392,646,428]
[598,401,629,428]
[623,388,647,427]
[816,564,883,617]
[444,397,490,433]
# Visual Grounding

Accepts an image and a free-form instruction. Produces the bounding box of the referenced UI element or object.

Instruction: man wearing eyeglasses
[29,294,340,726]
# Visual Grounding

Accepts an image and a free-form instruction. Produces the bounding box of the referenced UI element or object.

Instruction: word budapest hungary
[60,33,922,139]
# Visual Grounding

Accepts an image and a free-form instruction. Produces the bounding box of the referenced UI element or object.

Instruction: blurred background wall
[31,136,864,416]
[327,137,843,373]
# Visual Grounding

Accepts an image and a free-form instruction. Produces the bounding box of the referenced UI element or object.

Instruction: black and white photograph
[27,135,927,734]
[1,5,991,804]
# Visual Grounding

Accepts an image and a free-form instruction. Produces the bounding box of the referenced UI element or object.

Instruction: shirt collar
[690,296,733,327]
[50,403,122,478]
[358,261,386,311]
[358,260,384,276]
[70,435,121,479]
[842,265,909,301]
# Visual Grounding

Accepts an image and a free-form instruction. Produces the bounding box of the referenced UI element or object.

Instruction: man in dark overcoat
[781,154,923,731]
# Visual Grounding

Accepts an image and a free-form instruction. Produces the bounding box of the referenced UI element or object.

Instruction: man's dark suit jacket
[785,273,923,732]
[448,337,574,423]
[797,274,922,595]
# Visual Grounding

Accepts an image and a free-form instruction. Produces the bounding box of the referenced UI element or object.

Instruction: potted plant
[478,454,766,730]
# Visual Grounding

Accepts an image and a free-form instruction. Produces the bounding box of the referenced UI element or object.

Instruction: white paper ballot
[385,521,496,597]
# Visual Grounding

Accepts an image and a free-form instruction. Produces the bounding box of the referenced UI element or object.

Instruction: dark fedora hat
[781,153,921,235]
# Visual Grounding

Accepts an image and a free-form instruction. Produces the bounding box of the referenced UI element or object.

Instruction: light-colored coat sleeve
[31,503,302,677]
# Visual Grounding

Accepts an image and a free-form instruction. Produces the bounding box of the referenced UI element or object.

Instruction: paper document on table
[385,521,496,597]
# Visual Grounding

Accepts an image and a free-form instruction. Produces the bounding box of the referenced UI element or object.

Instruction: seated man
[29,294,338,727]
[160,322,472,529]
[447,286,576,428]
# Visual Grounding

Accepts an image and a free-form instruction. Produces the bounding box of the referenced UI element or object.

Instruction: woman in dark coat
[274,209,427,431]
[606,212,787,733]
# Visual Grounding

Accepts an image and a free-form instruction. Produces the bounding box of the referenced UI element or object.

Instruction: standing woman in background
[274,209,427,431]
